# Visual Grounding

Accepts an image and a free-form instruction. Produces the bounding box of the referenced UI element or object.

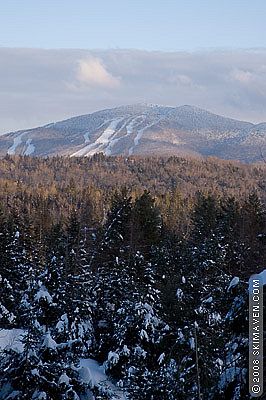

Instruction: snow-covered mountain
[0,104,265,163]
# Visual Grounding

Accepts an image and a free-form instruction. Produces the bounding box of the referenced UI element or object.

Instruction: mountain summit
[0,104,265,163]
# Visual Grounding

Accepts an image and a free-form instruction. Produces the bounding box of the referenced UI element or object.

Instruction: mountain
[0,104,265,163]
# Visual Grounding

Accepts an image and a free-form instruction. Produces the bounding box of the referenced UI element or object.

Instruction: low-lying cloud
[1,48,266,134]
[76,57,120,88]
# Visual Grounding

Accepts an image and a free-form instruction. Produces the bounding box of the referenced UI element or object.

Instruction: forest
[0,155,265,399]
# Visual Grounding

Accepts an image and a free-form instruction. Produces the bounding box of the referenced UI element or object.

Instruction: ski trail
[83,131,90,144]
[83,120,108,144]
[128,119,161,155]
[105,116,143,155]
[71,118,123,157]
[71,120,112,156]
[85,117,123,156]
[24,139,35,155]
[7,132,27,155]
[126,116,144,136]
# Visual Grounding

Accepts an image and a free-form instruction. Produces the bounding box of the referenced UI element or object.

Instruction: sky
[0,1,266,133]
[1,0,266,51]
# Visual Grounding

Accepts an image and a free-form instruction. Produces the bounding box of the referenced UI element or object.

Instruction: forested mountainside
[0,155,265,399]
[0,155,265,232]
[0,104,266,163]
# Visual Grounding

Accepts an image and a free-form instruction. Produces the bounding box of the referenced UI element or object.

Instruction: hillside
[0,104,266,162]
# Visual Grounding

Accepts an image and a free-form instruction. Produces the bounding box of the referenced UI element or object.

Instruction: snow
[189,337,195,350]
[121,345,130,356]
[203,296,213,303]
[257,269,266,285]
[126,116,143,136]
[105,116,143,155]
[70,120,109,157]
[2,103,265,161]
[209,311,222,324]
[134,346,147,358]
[176,288,184,300]
[7,132,26,155]
[71,142,95,157]
[158,352,165,365]
[6,132,35,156]
[247,269,266,295]
[92,117,123,156]
[107,351,120,365]
[0,329,25,353]
[76,319,92,339]
[42,333,57,350]
[219,367,247,390]
[58,372,70,386]
[32,391,47,400]
[31,369,40,377]
[79,359,106,387]
[0,384,16,399]
[35,285,53,303]
[140,329,149,341]
[78,358,127,399]
[71,118,123,157]
[24,138,35,155]
[227,277,239,291]
[128,119,161,155]
[83,131,90,144]
[0,304,15,323]
[56,313,69,332]
[83,119,108,144]
[5,391,21,399]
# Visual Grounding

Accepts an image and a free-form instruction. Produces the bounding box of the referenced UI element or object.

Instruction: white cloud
[76,57,120,88]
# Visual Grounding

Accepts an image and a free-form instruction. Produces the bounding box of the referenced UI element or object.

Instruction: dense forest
[0,155,265,235]
[0,155,265,399]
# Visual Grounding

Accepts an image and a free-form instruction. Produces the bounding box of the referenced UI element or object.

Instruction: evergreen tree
[131,191,162,254]
[0,209,16,326]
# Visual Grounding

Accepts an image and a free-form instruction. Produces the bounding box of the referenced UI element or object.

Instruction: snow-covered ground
[128,118,161,155]
[78,359,127,399]
[0,329,25,353]
[24,138,35,155]
[7,132,26,155]
[6,132,35,156]
[105,116,143,155]
[71,118,123,157]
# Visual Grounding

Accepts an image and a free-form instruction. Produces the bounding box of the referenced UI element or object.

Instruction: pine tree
[240,192,266,275]
[92,192,133,361]
[0,262,91,400]
[0,209,16,326]
[131,191,162,254]
[103,252,170,398]
[52,214,94,359]
[214,280,249,399]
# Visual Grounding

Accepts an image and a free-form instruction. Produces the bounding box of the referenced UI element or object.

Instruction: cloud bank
[1,48,266,133]
[76,57,120,88]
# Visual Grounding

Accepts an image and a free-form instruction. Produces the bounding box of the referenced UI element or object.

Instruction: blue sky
[1,0,266,51]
